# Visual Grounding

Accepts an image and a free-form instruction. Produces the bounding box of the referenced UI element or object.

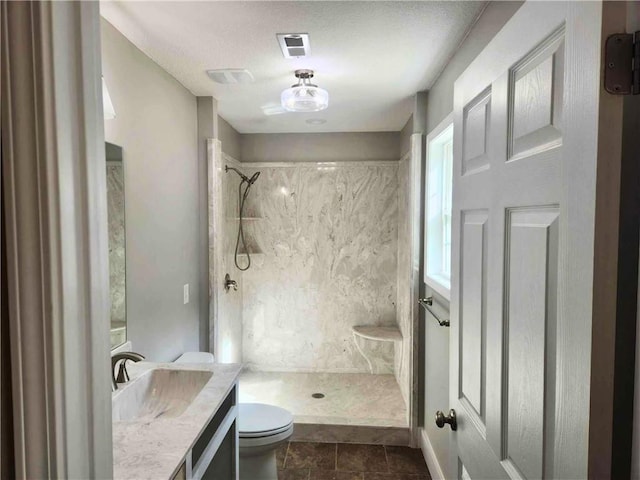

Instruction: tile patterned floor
[276,442,431,480]
[239,372,407,427]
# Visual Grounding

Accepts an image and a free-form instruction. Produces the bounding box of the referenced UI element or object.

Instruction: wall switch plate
[183,284,190,304]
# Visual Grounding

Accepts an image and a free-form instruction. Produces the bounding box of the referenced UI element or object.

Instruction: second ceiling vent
[206,69,254,84]
[277,33,310,58]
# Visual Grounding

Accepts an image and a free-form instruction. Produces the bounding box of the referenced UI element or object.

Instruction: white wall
[420,2,523,477]
[102,19,201,361]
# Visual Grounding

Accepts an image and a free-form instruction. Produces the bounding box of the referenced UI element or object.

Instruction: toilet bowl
[175,352,294,480]
[237,402,293,479]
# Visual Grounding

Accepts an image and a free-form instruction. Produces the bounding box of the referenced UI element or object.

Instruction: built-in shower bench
[351,325,402,374]
[351,325,402,342]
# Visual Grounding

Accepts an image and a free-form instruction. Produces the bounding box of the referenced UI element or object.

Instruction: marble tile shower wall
[240,163,399,374]
[107,163,126,329]
[208,140,244,363]
[395,153,412,407]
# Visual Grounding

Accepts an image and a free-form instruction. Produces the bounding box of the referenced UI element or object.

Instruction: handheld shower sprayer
[248,171,261,185]
[224,165,261,271]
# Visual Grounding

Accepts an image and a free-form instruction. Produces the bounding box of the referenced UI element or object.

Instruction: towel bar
[418,297,450,327]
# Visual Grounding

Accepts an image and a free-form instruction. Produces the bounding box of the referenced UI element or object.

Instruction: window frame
[424,113,454,301]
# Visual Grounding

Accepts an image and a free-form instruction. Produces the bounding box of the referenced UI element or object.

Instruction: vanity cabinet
[171,463,186,480]
[184,384,239,480]
[112,365,243,480]
[202,421,237,479]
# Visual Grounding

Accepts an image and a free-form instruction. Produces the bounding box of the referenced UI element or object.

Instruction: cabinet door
[190,385,239,480]
[201,421,237,480]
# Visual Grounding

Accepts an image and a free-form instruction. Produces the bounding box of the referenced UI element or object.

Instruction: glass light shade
[281,85,329,112]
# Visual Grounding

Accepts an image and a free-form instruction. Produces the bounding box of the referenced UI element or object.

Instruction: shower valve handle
[224,273,238,292]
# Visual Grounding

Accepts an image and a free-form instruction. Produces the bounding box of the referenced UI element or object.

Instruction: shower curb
[290,423,410,446]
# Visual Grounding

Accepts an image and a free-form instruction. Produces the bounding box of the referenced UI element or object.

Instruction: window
[425,118,453,300]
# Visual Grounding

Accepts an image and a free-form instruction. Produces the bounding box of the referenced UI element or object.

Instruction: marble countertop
[112,361,242,480]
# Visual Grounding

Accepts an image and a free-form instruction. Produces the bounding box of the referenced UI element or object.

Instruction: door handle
[435,409,457,431]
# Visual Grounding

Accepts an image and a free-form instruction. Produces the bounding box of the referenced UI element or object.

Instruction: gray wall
[241,132,400,163]
[425,2,523,133]
[102,19,201,361]
[400,115,414,158]
[218,116,242,160]
[420,1,523,475]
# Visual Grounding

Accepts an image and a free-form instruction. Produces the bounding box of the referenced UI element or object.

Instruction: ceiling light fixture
[281,69,329,113]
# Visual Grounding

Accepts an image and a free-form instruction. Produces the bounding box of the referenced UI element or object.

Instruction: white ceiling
[100,1,486,134]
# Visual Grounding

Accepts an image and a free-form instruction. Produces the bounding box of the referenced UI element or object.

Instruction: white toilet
[237,403,293,479]
[175,352,293,480]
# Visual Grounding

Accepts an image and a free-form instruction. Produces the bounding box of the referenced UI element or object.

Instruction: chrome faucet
[111,351,145,391]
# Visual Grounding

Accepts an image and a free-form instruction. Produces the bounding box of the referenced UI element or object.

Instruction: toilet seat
[240,423,292,438]
[238,424,294,451]
[239,403,293,439]
[173,353,295,455]
[238,403,294,455]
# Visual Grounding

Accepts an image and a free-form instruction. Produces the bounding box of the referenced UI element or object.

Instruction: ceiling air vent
[206,69,254,84]
[276,33,310,59]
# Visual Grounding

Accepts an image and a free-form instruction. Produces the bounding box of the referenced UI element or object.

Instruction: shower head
[248,172,260,185]
[225,165,249,183]
[225,165,261,185]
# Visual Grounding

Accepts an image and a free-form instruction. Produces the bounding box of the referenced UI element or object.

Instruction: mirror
[106,142,127,349]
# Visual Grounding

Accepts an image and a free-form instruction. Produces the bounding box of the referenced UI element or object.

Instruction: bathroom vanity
[112,362,242,480]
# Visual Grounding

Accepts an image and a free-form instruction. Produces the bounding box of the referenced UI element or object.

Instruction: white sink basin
[112,368,213,422]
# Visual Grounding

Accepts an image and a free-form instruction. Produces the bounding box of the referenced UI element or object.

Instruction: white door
[449,2,605,478]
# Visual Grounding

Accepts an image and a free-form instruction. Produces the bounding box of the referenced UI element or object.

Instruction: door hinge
[605,32,640,95]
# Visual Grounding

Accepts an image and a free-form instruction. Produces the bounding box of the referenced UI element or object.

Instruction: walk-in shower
[211,147,417,445]
[225,165,260,271]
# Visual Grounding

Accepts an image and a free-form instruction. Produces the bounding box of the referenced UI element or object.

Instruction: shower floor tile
[238,371,407,427]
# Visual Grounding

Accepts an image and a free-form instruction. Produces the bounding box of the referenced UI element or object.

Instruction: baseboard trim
[419,428,446,479]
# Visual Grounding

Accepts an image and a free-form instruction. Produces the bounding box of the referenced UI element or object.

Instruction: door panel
[504,208,558,480]
[450,2,603,478]
[462,89,491,175]
[509,31,564,160]
[460,211,487,427]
